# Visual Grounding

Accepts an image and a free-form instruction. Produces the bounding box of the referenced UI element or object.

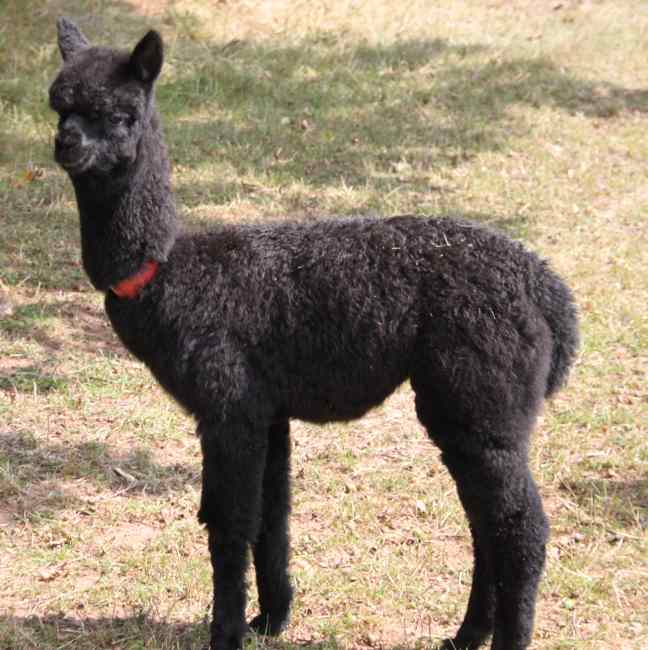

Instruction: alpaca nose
[57,115,84,148]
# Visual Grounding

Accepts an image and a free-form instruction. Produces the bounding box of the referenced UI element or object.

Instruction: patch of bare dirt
[103,522,159,550]
[122,0,172,16]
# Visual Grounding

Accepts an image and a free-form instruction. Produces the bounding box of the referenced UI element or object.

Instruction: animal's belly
[283,360,408,424]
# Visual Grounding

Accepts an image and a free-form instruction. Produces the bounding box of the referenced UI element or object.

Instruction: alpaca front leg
[250,418,293,636]
[197,419,268,650]
[205,527,250,650]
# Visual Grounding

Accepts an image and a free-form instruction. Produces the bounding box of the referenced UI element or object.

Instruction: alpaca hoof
[249,612,288,637]
[208,637,244,650]
[208,622,249,650]
[437,634,487,650]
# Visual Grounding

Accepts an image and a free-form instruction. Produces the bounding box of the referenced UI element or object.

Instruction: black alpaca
[50,20,579,650]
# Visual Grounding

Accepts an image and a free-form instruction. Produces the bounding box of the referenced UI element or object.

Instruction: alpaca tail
[532,260,580,398]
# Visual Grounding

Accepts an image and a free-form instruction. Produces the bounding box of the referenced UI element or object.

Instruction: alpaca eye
[108,113,129,127]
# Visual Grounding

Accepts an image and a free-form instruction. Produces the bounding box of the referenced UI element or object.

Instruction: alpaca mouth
[55,142,95,175]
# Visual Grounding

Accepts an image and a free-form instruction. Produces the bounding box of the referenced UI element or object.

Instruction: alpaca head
[49,18,164,178]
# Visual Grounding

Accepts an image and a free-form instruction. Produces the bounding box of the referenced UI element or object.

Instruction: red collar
[110,260,160,299]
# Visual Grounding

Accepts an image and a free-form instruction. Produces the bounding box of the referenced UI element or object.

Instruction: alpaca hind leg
[441,446,548,650]
[412,306,552,649]
[415,392,496,649]
[438,520,496,649]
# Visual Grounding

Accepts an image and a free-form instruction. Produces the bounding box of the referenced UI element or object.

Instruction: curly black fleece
[50,19,579,650]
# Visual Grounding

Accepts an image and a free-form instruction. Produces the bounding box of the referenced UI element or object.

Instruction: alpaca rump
[50,19,579,650]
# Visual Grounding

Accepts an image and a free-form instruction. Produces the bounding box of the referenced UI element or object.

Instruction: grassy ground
[1,0,647,648]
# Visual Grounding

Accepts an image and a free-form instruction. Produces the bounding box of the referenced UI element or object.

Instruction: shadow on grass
[0,297,131,398]
[1,297,128,360]
[559,477,648,530]
[160,37,648,209]
[0,613,450,650]
[0,167,84,290]
[0,613,208,650]
[0,431,199,515]
[0,364,67,394]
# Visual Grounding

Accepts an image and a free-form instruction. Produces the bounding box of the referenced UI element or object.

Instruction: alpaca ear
[130,30,164,83]
[57,17,90,61]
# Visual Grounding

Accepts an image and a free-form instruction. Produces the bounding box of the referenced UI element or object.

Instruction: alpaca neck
[72,113,178,292]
